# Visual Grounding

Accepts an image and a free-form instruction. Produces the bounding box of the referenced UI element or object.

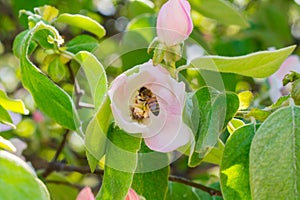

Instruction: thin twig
[42,130,70,178]
[46,162,104,175]
[53,130,70,161]
[42,161,221,197]
[168,175,222,196]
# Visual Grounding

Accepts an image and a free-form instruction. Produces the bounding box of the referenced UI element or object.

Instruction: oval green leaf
[220,124,256,200]
[250,106,300,199]
[56,14,106,39]
[65,35,99,54]
[180,45,296,78]
[0,150,50,199]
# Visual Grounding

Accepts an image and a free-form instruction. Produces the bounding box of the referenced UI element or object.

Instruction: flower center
[130,86,160,122]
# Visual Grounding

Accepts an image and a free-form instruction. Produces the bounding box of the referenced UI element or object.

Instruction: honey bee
[130,87,160,121]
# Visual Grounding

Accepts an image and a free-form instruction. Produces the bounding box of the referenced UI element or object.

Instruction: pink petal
[145,119,192,152]
[125,188,140,200]
[76,187,95,200]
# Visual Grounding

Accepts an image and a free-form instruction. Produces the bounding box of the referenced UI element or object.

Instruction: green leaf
[13,30,37,58]
[166,182,213,200]
[132,143,169,200]
[268,95,290,109]
[195,87,239,155]
[250,106,300,199]
[0,90,29,115]
[48,56,67,83]
[179,45,296,78]
[0,136,16,152]
[33,29,56,49]
[56,14,106,39]
[188,86,239,167]
[202,139,225,165]
[75,51,107,109]
[0,104,14,128]
[227,118,245,134]
[191,0,249,27]
[85,96,112,172]
[0,150,50,199]
[238,91,253,110]
[220,124,256,200]
[245,108,271,121]
[65,35,99,54]
[14,21,77,130]
[96,127,142,200]
[34,5,59,22]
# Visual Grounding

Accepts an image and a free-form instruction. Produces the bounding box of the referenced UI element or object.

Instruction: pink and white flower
[268,55,300,102]
[156,0,193,46]
[108,61,192,152]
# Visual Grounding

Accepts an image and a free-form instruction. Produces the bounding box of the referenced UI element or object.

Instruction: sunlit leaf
[220,124,256,200]
[250,106,300,199]
[56,14,106,39]
[0,136,16,152]
[34,5,59,22]
[0,150,50,199]
[227,118,245,134]
[179,45,296,78]
[238,91,253,110]
[0,90,29,115]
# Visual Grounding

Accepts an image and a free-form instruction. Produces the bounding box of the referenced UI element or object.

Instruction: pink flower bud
[156,0,193,46]
[125,188,140,200]
[108,61,192,152]
[76,187,95,200]
[268,55,300,102]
